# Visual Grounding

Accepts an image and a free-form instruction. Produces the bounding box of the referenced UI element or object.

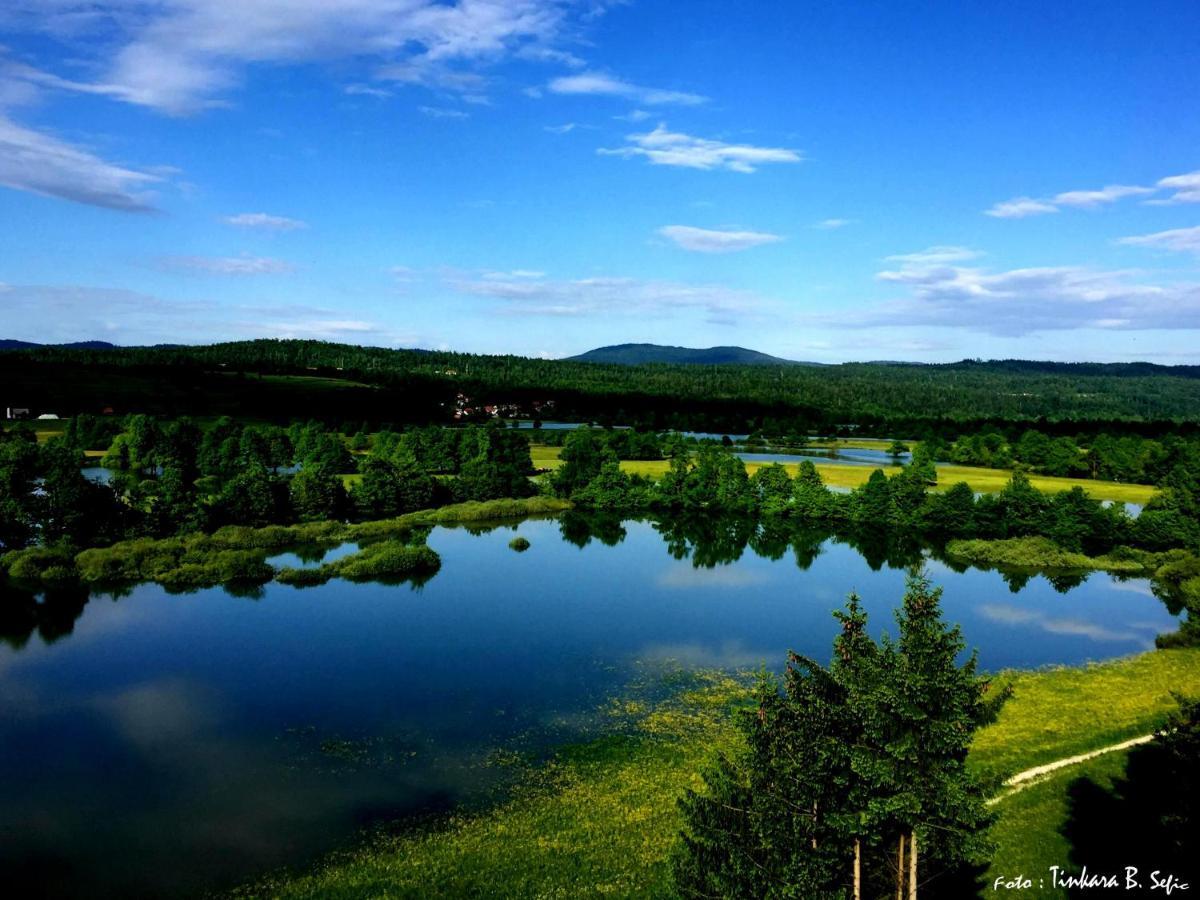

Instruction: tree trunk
[854,838,862,900]
[908,830,918,900]
[896,832,906,900]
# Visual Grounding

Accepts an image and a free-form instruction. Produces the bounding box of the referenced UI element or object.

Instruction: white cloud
[614,108,651,122]
[884,245,981,265]
[1149,170,1200,205]
[599,123,802,174]
[418,105,469,119]
[547,71,706,106]
[841,253,1200,335]
[657,225,782,253]
[0,282,416,345]
[988,174,1187,217]
[985,196,1060,219]
[1117,225,1200,256]
[544,122,577,134]
[448,269,766,322]
[814,218,852,229]
[0,112,160,211]
[157,255,296,275]
[2,0,580,114]
[516,45,585,68]
[1052,184,1153,208]
[344,83,392,99]
[222,211,307,230]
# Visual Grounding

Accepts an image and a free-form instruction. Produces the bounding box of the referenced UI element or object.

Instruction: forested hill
[0,339,117,350]
[567,343,808,366]
[6,339,1200,429]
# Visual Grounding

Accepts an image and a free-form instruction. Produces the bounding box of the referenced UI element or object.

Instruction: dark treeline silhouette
[9,339,1200,430]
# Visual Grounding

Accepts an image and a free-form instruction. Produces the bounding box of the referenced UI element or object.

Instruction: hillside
[0,339,117,351]
[568,343,809,366]
[6,339,1200,427]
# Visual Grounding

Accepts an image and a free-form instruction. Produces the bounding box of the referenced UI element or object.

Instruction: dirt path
[986,734,1154,805]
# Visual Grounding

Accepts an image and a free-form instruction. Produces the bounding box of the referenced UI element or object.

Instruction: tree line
[551,432,1200,553]
[9,338,1200,428]
[0,417,532,551]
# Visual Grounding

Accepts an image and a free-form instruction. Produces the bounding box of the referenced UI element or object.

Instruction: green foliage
[277,541,440,586]
[18,339,1200,429]
[73,538,273,589]
[944,536,1152,574]
[1,544,78,586]
[674,573,998,897]
[290,465,348,521]
[508,536,531,552]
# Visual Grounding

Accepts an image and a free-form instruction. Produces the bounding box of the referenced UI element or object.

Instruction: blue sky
[1,0,1198,362]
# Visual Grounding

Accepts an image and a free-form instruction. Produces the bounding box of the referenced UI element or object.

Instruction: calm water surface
[0,516,1175,897]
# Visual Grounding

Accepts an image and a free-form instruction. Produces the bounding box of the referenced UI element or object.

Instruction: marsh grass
[232,649,1200,898]
[944,536,1155,574]
[232,672,750,900]
[1,497,569,590]
[276,542,440,587]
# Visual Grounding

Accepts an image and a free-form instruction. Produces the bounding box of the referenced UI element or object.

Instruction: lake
[0,515,1176,898]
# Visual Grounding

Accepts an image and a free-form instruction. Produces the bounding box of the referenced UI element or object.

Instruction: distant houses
[5,409,62,420]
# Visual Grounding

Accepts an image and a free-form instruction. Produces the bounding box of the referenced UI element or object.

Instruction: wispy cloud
[157,255,296,275]
[657,225,782,253]
[2,0,581,114]
[222,212,307,231]
[1148,169,1200,206]
[797,246,1200,336]
[987,172,1191,217]
[978,603,1145,644]
[1117,225,1200,256]
[1052,184,1153,208]
[344,83,392,99]
[547,71,706,106]
[448,269,766,322]
[814,218,852,229]
[0,283,416,346]
[0,113,160,211]
[544,122,577,134]
[835,249,1200,335]
[984,196,1060,219]
[418,105,469,119]
[516,45,586,68]
[599,123,802,173]
[885,245,982,265]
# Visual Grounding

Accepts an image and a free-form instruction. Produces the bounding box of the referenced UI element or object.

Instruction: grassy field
[969,649,1200,784]
[236,649,1200,898]
[985,750,1128,898]
[529,445,1158,504]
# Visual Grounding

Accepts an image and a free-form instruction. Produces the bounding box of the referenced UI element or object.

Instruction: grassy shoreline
[0,496,572,590]
[943,536,1160,576]
[232,648,1200,899]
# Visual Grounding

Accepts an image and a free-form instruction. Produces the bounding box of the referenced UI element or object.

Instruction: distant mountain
[568,343,816,366]
[0,340,117,350]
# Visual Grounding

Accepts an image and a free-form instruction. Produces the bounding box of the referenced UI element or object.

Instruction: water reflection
[0,512,1183,898]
